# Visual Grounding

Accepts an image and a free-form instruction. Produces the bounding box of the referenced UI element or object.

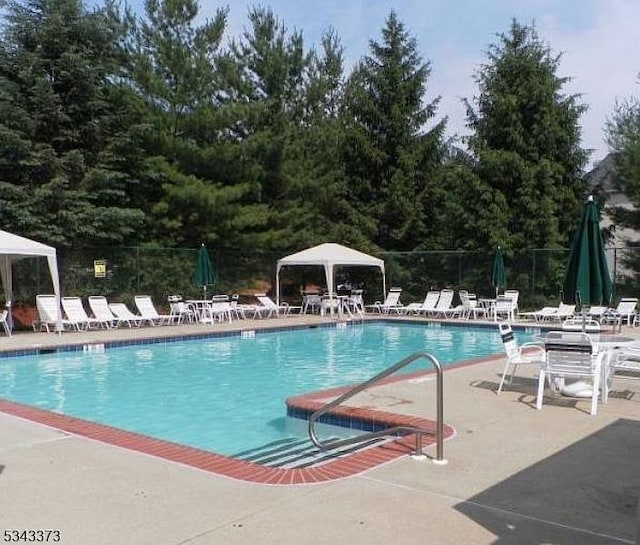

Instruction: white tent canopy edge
[0,230,62,333]
[275,243,386,304]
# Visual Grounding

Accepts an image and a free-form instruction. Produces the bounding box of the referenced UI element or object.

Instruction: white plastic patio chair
[35,294,73,332]
[503,289,520,315]
[403,291,439,315]
[108,303,143,327]
[518,306,559,322]
[561,317,601,332]
[601,298,638,328]
[168,295,196,324]
[431,289,461,318]
[346,289,365,315]
[537,331,606,416]
[497,323,545,393]
[253,293,298,318]
[61,296,101,331]
[88,296,120,328]
[494,295,515,322]
[459,290,486,320]
[1,302,11,337]
[604,343,640,402]
[134,295,174,325]
[366,288,404,314]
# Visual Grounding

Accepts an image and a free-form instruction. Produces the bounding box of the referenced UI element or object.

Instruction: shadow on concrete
[455,418,640,544]
[0,464,4,476]
[470,378,602,416]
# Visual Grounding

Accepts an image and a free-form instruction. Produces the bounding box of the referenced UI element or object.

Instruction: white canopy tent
[0,230,62,333]
[276,243,386,304]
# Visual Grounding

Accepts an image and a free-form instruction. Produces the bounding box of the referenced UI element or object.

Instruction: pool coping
[0,319,525,484]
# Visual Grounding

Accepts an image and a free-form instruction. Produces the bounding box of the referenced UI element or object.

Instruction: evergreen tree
[465,20,588,253]
[277,29,372,248]
[605,91,640,227]
[226,6,314,249]
[0,0,145,247]
[125,0,268,247]
[341,11,446,251]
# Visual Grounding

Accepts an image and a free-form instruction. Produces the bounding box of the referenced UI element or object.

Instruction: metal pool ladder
[308,352,447,465]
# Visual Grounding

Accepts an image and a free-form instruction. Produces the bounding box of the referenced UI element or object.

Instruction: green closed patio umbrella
[491,246,506,298]
[193,244,217,299]
[562,195,612,310]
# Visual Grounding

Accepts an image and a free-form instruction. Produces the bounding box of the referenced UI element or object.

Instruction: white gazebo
[0,230,62,333]
[275,243,386,303]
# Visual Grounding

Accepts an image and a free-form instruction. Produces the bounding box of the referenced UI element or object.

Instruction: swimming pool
[0,322,535,455]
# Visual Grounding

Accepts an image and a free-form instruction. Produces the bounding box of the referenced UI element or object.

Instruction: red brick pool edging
[0,388,455,485]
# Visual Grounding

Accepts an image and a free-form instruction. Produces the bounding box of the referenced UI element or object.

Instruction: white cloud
[540,0,640,166]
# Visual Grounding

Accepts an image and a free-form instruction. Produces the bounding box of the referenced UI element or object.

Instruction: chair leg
[498,359,517,394]
[536,369,546,410]
[497,361,511,394]
[590,369,601,416]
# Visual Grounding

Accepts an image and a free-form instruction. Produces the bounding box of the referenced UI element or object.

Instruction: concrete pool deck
[0,316,639,544]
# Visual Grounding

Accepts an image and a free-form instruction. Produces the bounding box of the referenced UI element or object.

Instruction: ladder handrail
[308,352,446,463]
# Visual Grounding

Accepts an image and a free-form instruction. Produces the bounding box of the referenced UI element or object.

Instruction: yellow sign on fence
[94,260,106,278]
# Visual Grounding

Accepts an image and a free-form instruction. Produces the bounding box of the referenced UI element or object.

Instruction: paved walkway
[0,316,639,544]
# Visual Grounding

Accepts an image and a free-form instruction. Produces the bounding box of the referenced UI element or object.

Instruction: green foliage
[606,94,640,212]
[341,11,446,251]
[0,0,145,247]
[466,20,588,253]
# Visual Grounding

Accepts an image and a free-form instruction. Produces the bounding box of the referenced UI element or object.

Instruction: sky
[103,0,640,169]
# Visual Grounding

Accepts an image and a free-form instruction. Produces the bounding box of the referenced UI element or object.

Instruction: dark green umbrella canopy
[491,246,506,297]
[193,244,217,298]
[562,196,613,308]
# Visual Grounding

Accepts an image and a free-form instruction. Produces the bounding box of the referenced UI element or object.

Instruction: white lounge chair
[35,294,73,332]
[108,302,144,327]
[253,294,298,318]
[367,288,404,314]
[61,297,101,331]
[601,298,638,328]
[497,322,545,393]
[519,306,559,322]
[561,317,601,332]
[134,295,174,325]
[587,306,608,320]
[88,296,122,329]
[431,289,461,319]
[403,291,439,315]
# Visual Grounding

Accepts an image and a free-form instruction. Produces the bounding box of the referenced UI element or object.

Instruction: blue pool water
[0,322,535,455]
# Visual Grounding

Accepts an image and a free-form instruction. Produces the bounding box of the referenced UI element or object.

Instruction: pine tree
[341,11,445,251]
[124,0,269,247]
[0,0,145,246]
[466,20,588,252]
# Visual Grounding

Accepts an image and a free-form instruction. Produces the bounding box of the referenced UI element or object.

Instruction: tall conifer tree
[466,20,588,252]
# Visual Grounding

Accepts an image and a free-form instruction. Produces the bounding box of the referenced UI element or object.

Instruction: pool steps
[231,435,386,469]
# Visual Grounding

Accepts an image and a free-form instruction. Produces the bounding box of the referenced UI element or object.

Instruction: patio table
[534,332,636,400]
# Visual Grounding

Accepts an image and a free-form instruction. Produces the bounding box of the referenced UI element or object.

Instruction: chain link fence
[6,245,640,327]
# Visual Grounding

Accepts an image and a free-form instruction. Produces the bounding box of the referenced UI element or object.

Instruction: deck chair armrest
[519,342,545,356]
